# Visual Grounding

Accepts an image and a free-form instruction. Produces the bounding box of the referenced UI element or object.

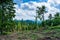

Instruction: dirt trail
[0,31,60,40]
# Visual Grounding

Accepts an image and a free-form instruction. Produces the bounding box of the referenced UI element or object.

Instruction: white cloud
[14,0,60,20]
[48,0,60,4]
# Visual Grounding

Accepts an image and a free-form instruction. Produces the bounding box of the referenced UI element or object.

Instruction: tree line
[36,6,60,27]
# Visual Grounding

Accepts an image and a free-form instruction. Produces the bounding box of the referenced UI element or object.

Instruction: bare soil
[0,30,60,40]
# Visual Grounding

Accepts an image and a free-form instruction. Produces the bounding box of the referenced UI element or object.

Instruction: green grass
[1,25,60,40]
[41,25,60,37]
[48,25,60,29]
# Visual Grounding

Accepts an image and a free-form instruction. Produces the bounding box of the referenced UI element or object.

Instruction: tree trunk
[42,13,45,27]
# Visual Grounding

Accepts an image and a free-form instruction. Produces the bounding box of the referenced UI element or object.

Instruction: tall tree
[0,0,16,34]
[48,14,53,26]
[54,12,60,19]
[48,14,52,20]
[36,6,46,27]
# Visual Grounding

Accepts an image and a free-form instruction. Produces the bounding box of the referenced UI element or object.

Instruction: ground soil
[0,30,60,40]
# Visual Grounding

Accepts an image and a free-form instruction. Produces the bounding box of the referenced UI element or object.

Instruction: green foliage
[44,12,60,26]
[54,12,60,19]
[52,12,60,26]
[0,0,16,34]
[36,6,47,27]
[17,22,22,31]
[15,20,41,31]
[53,19,60,26]
[36,6,46,20]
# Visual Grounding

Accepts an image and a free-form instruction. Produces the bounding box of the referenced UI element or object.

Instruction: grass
[0,25,60,40]
[41,25,60,37]
[17,25,60,40]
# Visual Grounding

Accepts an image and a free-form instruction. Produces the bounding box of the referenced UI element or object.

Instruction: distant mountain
[24,20,34,23]
[14,19,41,24]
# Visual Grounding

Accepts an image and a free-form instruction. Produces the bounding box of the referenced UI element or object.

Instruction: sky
[13,0,60,20]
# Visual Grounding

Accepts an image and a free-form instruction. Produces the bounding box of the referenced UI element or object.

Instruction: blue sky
[14,0,60,20]
[14,0,48,3]
[13,0,48,6]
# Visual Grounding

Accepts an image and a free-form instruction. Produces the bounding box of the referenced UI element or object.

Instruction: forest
[0,0,60,40]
